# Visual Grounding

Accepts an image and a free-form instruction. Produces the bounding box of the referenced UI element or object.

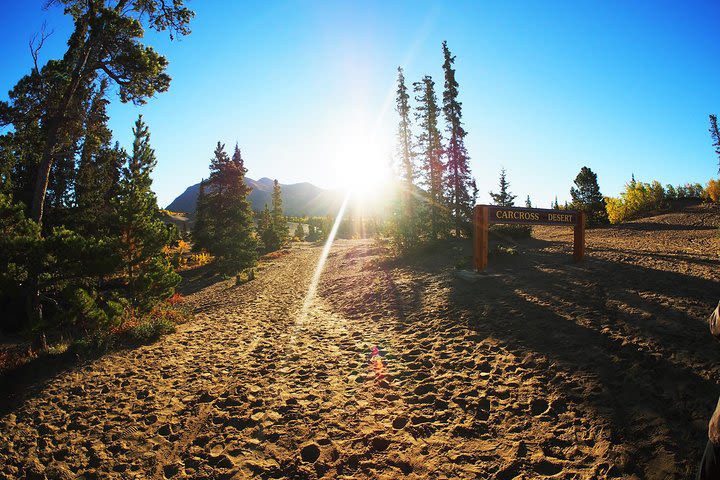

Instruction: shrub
[489,224,532,239]
[130,317,176,344]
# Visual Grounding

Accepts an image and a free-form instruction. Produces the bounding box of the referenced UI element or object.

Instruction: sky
[1,1,720,208]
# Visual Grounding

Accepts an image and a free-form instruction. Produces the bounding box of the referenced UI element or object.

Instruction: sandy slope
[0,206,719,479]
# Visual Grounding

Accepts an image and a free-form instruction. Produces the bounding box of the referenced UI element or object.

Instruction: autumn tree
[441,41,473,236]
[489,168,516,207]
[570,166,608,226]
[414,75,446,239]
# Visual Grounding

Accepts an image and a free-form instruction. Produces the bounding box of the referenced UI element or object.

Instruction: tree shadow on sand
[446,251,718,476]
[383,234,719,477]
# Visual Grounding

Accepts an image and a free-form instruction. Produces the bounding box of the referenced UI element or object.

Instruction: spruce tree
[414,75,446,239]
[114,116,179,311]
[202,142,257,272]
[394,67,417,247]
[75,80,123,237]
[258,204,276,252]
[271,179,289,246]
[441,41,473,236]
[192,178,211,252]
[525,196,532,208]
[570,166,608,226]
[489,168,516,207]
[293,223,305,241]
[709,114,720,174]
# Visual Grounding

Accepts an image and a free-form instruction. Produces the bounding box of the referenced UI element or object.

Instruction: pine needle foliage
[414,75,446,240]
[441,41,474,236]
[195,142,257,273]
[489,168,516,207]
[113,116,179,311]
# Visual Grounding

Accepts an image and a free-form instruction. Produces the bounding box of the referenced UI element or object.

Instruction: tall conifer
[394,67,418,247]
[201,142,257,272]
[709,114,720,174]
[489,168,516,207]
[271,179,289,246]
[441,41,473,236]
[414,76,445,239]
[114,116,179,310]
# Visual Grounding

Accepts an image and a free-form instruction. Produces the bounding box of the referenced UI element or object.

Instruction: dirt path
[1,217,719,479]
[1,242,463,479]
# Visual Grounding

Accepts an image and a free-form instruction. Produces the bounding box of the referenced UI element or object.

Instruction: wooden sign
[474,205,585,272]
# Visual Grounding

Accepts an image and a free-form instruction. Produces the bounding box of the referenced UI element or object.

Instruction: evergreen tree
[201,142,257,272]
[192,178,211,251]
[441,41,473,236]
[393,67,417,247]
[489,168,516,207]
[0,0,193,327]
[525,195,532,208]
[709,114,720,174]
[271,179,289,246]
[75,80,123,236]
[113,116,179,311]
[414,75,446,239]
[293,222,305,241]
[570,166,608,226]
[258,204,276,252]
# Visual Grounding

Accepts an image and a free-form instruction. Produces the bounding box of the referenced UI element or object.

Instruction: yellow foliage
[604,180,666,224]
[706,179,720,203]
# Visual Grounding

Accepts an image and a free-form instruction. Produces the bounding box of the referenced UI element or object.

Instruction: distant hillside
[166,177,344,217]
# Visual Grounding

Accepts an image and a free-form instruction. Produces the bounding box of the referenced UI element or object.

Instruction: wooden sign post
[473,205,585,272]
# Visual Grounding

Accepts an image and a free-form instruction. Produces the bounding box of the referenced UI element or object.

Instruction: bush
[489,224,532,239]
[130,317,176,344]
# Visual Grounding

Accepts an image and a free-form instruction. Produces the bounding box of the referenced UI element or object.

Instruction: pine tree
[414,75,446,239]
[0,1,193,327]
[293,222,305,241]
[192,178,211,251]
[570,166,608,226]
[271,179,289,246]
[258,204,276,252]
[489,168,516,207]
[709,114,720,174]
[114,116,179,311]
[75,80,123,236]
[201,143,257,272]
[441,41,473,236]
[394,67,418,246]
[525,196,532,208]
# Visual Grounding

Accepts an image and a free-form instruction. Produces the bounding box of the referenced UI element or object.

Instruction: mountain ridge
[165,177,344,217]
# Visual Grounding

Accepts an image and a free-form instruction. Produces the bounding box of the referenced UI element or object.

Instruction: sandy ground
[1,204,719,479]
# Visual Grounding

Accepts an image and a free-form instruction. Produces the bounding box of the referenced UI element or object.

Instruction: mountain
[165,177,345,217]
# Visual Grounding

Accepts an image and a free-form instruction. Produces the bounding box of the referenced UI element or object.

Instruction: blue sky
[2,1,719,208]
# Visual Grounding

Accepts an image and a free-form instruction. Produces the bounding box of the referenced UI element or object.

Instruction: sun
[333,141,393,198]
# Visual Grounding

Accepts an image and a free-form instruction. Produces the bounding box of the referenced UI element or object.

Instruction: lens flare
[298,189,352,325]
